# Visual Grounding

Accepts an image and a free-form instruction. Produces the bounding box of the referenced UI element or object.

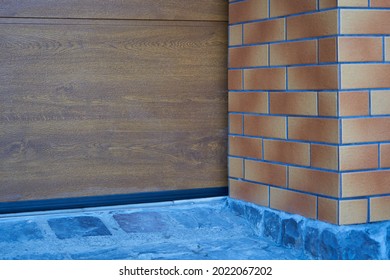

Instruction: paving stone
[341,230,380,260]
[320,229,340,260]
[48,216,111,239]
[263,211,282,244]
[281,218,303,249]
[0,221,43,243]
[113,212,168,233]
[304,226,320,258]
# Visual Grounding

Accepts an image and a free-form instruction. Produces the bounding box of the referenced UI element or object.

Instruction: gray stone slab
[0,221,43,243]
[48,216,111,239]
[113,212,168,233]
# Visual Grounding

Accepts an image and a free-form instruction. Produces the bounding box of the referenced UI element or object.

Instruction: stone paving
[0,197,308,260]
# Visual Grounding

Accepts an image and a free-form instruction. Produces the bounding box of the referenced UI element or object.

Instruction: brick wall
[228,0,390,225]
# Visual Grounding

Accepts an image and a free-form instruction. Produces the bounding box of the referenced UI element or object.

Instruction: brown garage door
[0,0,227,211]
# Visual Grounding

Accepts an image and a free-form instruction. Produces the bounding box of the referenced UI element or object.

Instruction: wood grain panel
[0,19,228,202]
[0,0,228,21]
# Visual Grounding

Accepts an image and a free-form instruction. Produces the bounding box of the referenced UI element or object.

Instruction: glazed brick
[339,199,368,225]
[380,144,390,168]
[318,197,338,224]
[244,115,286,139]
[270,40,317,66]
[229,0,268,24]
[371,0,390,7]
[229,114,243,134]
[338,37,383,62]
[245,160,287,187]
[270,0,316,17]
[371,90,390,115]
[244,18,285,44]
[270,92,317,116]
[341,10,390,35]
[370,196,390,222]
[287,10,338,40]
[229,136,262,159]
[318,37,337,63]
[319,0,337,9]
[339,145,378,171]
[318,91,337,117]
[229,45,268,68]
[338,0,368,6]
[229,179,269,207]
[228,92,268,113]
[342,170,390,197]
[342,118,390,143]
[244,68,286,90]
[310,144,339,170]
[228,70,242,90]
[229,25,242,46]
[339,91,369,117]
[289,167,340,197]
[288,117,339,144]
[288,65,338,90]
[341,64,390,89]
[229,157,243,178]
[263,139,310,166]
[270,187,317,219]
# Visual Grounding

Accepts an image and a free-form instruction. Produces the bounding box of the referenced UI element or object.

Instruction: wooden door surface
[0,1,228,206]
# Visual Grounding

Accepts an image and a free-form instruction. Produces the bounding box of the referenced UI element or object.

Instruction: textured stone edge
[227,198,390,260]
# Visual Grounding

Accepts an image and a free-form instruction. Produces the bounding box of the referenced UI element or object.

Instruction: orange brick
[342,170,390,197]
[270,0,316,17]
[229,136,262,159]
[338,0,368,6]
[341,10,390,35]
[229,179,269,207]
[370,196,390,222]
[288,117,339,144]
[287,10,338,40]
[229,25,242,46]
[270,187,317,219]
[339,91,369,116]
[228,92,268,113]
[229,114,242,134]
[339,199,368,225]
[244,18,285,44]
[338,37,383,62]
[245,160,287,187]
[371,0,390,7]
[270,40,317,66]
[342,118,390,143]
[228,70,242,90]
[229,0,268,24]
[229,157,243,178]
[289,167,340,197]
[244,68,286,90]
[318,37,337,63]
[319,0,337,9]
[229,45,268,68]
[371,90,390,115]
[318,197,338,224]
[318,91,337,116]
[387,38,390,61]
[288,65,338,90]
[264,140,310,166]
[244,115,286,138]
[341,64,390,89]
[380,144,390,168]
[311,144,339,170]
[339,145,378,171]
[270,92,317,116]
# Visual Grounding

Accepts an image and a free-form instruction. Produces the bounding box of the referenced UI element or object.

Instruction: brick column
[228,0,390,225]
